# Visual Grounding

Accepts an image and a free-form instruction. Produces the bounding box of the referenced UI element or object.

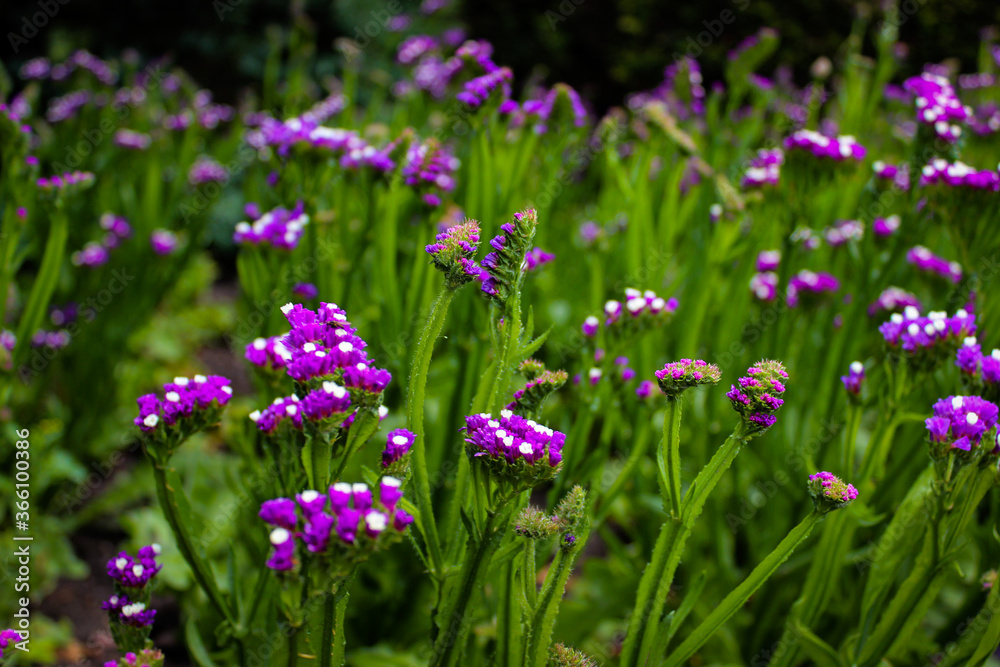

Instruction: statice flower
[114,129,153,151]
[401,138,459,205]
[872,160,911,190]
[250,395,304,434]
[72,242,110,268]
[808,472,859,513]
[300,381,353,426]
[188,156,229,185]
[582,287,679,341]
[104,544,162,652]
[868,286,921,317]
[0,629,23,658]
[824,219,863,246]
[880,307,976,370]
[290,282,318,301]
[457,67,513,108]
[31,329,71,350]
[918,159,1000,191]
[750,272,779,302]
[872,215,901,237]
[654,359,721,397]
[134,376,233,448]
[480,209,539,303]
[742,149,783,188]
[100,213,133,242]
[46,90,91,122]
[903,73,969,143]
[523,247,555,272]
[103,648,165,667]
[397,35,439,64]
[925,395,999,458]
[506,369,568,416]
[426,220,481,288]
[726,360,788,433]
[150,229,179,255]
[783,130,866,161]
[463,411,565,487]
[20,56,50,79]
[260,479,413,576]
[382,428,416,473]
[786,270,840,307]
[756,250,781,272]
[636,379,660,401]
[549,643,599,667]
[233,202,310,250]
[956,337,983,375]
[841,361,865,396]
[907,246,962,283]
[37,170,95,195]
[520,83,590,132]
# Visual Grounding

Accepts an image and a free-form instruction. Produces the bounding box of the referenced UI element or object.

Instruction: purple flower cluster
[247,118,395,170]
[31,329,71,350]
[397,35,439,64]
[756,250,781,272]
[292,282,318,300]
[401,138,459,206]
[106,545,162,589]
[506,369,568,415]
[150,229,179,255]
[37,170,95,192]
[457,66,514,108]
[742,148,783,188]
[925,395,999,455]
[382,428,416,468]
[872,161,911,191]
[907,246,962,284]
[114,129,153,151]
[903,73,969,143]
[479,209,539,302]
[71,213,132,268]
[872,215,901,237]
[786,270,840,307]
[824,219,863,247]
[582,288,679,338]
[251,395,305,433]
[46,90,91,123]
[523,247,555,272]
[654,359,722,397]
[808,471,859,511]
[517,83,589,132]
[726,360,788,431]
[134,375,233,433]
[233,202,310,250]
[259,479,413,571]
[784,130,866,161]
[879,307,976,362]
[841,361,865,395]
[463,411,565,478]
[750,272,779,302]
[426,220,482,288]
[955,341,1000,401]
[103,649,165,667]
[188,156,229,185]
[0,629,23,658]
[868,286,921,317]
[918,159,1000,191]
[245,335,293,372]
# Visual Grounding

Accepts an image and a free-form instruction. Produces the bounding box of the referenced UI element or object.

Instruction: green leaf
[792,622,848,667]
[185,616,220,667]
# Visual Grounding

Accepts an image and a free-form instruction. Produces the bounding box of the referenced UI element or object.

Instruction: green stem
[287,625,300,667]
[658,397,684,519]
[405,285,455,578]
[319,593,336,667]
[625,423,748,667]
[152,462,235,628]
[431,508,509,667]
[664,511,823,667]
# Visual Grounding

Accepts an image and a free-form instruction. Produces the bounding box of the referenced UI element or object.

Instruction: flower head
[479,208,539,304]
[506,369,568,417]
[150,229,179,255]
[726,360,788,434]
[925,395,999,459]
[382,428,416,473]
[134,376,232,455]
[426,220,481,288]
[233,202,309,250]
[841,361,865,397]
[879,307,976,371]
[808,471,859,513]
[0,629,23,658]
[463,411,565,488]
[654,359,721,397]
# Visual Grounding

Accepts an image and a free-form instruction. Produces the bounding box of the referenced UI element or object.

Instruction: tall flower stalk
[623,360,785,667]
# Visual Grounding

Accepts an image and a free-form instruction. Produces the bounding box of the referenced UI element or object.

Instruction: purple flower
[245,336,293,371]
[259,498,298,529]
[426,220,481,288]
[903,73,968,143]
[382,428,416,467]
[292,282,318,300]
[150,229,179,255]
[266,527,296,570]
[106,545,162,588]
[523,247,555,272]
[750,272,778,302]
[919,158,999,191]
[654,359,722,397]
[301,381,352,423]
[114,129,152,151]
[188,156,228,185]
[726,360,788,433]
[134,375,233,434]
[872,215,900,237]
[233,202,309,250]
[925,395,999,457]
[755,250,781,271]
[868,286,921,317]
[463,410,565,475]
[71,242,110,268]
[808,471,859,512]
[783,130,866,161]
[250,395,304,434]
[379,477,404,511]
[841,361,864,395]
[879,308,976,367]
[742,150,784,188]
[786,271,840,308]
[907,246,962,283]
[956,337,982,375]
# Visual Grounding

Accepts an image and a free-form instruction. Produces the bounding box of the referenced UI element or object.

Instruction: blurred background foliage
[3,0,1000,113]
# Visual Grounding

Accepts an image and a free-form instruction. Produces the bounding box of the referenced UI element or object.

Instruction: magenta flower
[654,359,722,397]
[726,360,788,433]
